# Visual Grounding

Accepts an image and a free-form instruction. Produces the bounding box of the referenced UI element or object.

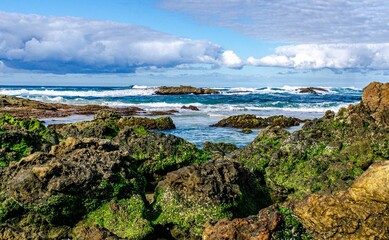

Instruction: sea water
[0,85,362,147]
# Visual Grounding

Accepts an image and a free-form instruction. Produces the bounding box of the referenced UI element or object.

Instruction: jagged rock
[242,128,253,134]
[230,98,389,202]
[155,85,219,95]
[294,161,389,239]
[298,87,328,94]
[94,109,121,120]
[0,137,144,237]
[362,81,389,126]
[181,105,200,111]
[153,159,270,239]
[203,205,282,240]
[203,141,238,160]
[211,114,302,129]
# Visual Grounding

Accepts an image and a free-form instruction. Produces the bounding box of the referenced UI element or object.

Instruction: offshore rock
[155,85,219,95]
[298,87,328,94]
[294,161,389,239]
[181,105,200,111]
[362,81,389,126]
[211,114,302,129]
[153,159,270,239]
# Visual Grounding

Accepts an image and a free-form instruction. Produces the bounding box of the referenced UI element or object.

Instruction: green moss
[152,189,233,239]
[85,195,153,239]
[273,207,313,240]
[0,197,23,223]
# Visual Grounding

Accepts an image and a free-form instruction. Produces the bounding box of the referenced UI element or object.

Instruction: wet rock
[203,205,282,240]
[181,105,200,111]
[294,161,389,239]
[362,81,389,126]
[155,85,219,95]
[148,110,179,116]
[118,116,176,130]
[203,141,238,159]
[298,87,328,94]
[242,128,252,134]
[211,114,302,129]
[94,109,121,120]
[153,159,271,239]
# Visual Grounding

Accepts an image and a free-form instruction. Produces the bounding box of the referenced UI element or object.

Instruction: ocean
[0,85,362,147]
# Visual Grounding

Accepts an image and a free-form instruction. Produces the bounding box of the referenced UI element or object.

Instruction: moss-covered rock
[202,141,238,160]
[211,114,302,129]
[74,195,153,240]
[152,159,271,239]
[231,92,389,201]
[0,114,58,166]
[155,85,219,95]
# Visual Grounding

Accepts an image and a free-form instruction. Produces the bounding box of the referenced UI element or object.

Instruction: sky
[0,0,388,87]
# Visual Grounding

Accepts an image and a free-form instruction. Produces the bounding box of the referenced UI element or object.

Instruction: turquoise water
[0,85,362,147]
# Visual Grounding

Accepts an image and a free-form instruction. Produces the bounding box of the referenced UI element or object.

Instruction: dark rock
[153,159,271,239]
[298,87,329,94]
[118,116,176,130]
[94,109,121,120]
[181,105,200,111]
[155,85,219,95]
[211,114,302,129]
[148,110,179,116]
[203,141,238,158]
[294,161,389,239]
[242,128,253,134]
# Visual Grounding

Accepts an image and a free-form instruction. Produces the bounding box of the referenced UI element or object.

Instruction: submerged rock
[152,159,271,239]
[298,87,328,94]
[211,114,302,129]
[294,161,389,239]
[181,105,200,111]
[155,85,219,95]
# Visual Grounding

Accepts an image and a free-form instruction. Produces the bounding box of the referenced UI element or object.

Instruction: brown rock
[203,205,282,240]
[181,105,200,111]
[211,114,302,129]
[298,87,328,94]
[155,85,219,95]
[362,81,389,126]
[294,161,389,239]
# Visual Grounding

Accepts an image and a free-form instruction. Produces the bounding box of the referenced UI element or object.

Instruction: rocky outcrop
[50,110,176,140]
[211,114,302,129]
[294,161,389,239]
[155,85,219,95]
[298,87,328,94]
[181,105,200,111]
[231,84,389,202]
[152,159,271,239]
[0,95,142,119]
[362,81,389,126]
[203,141,238,159]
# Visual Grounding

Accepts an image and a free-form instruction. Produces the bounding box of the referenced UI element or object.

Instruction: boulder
[362,81,389,126]
[155,85,219,95]
[211,114,302,129]
[203,141,238,160]
[152,159,271,239]
[294,161,389,239]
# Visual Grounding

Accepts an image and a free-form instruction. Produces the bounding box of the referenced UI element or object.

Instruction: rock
[94,109,121,120]
[155,85,219,95]
[242,128,252,134]
[73,195,153,240]
[71,225,120,240]
[114,127,211,189]
[298,87,329,94]
[0,95,142,119]
[203,141,238,159]
[50,115,176,139]
[0,114,58,166]
[362,81,389,126]
[152,159,271,239]
[203,205,282,240]
[148,110,179,116]
[230,95,389,202]
[211,114,302,129]
[294,161,389,239]
[181,105,200,111]
[0,137,144,236]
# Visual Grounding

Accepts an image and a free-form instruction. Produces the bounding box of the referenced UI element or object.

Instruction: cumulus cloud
[0,11,240,73]
[220,50,243,69]
[158,0,389,44]
[247,44,389,70]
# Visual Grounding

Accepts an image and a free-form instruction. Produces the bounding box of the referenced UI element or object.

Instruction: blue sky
[0,0,388,87]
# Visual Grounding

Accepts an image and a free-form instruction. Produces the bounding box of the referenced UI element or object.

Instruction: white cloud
[220,50,243,69]
[247,44,389,69]
[0,11,240,73]
[158,0,389,44]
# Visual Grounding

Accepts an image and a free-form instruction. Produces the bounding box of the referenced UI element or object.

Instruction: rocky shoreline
[0,82,387,239]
